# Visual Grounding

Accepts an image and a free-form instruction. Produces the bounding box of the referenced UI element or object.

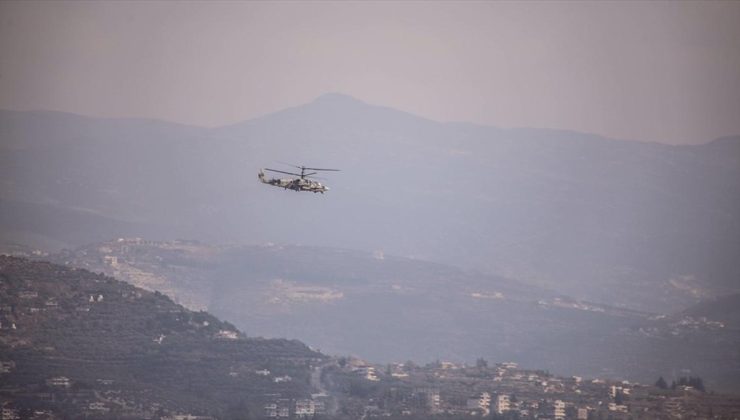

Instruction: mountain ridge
[9,93,739,146]
[1,96,739,314]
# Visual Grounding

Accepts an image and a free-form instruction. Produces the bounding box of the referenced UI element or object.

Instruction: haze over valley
[2,2,740,418]
[2,95,740,394]
[47,238,740,393]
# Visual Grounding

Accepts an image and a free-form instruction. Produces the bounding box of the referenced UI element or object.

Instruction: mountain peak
[311,92,366,105]
[219,91,431,132]
[307,92,376,113]
[300,92,434,125]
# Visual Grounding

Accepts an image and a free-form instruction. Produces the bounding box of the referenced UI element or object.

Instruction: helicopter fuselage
[258,169,329,194]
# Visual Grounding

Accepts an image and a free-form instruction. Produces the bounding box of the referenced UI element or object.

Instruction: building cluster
[638,315,727,339]
[264,397,327,418]
[327,359,740,419]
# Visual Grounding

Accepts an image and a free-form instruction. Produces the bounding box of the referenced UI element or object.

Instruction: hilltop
[0,256,323,419]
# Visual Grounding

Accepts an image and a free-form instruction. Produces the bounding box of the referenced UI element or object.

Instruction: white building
[47,376,71,387]
[295,399,315,417]
[1,407,19,420]
[88,402,109,412]
[553,400,566,420]
[415,388,441,414]
[215,330,238,340]
[357,366,379,381]
[264,400,290,418]
[0,361,14,373]
[466,392,491,416]
[608,403,628,412]
[495,394,510,414]
[610,384,631,397]
[19,291,38,299]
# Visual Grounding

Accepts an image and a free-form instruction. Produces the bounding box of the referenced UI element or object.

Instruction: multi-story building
[466,392,491,416]
[553,399,566,420]
[495,394,511,414]
[295,399,315,418]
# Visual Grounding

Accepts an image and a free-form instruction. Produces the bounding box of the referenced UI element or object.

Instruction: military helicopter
[258,164,339,194]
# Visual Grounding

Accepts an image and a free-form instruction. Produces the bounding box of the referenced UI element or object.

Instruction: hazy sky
[1,1,739,144]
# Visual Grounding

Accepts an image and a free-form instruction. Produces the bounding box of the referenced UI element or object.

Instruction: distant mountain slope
[679,293,740,328]
[2,97,739,312]
[46,239,740,392]
[0,198,175,250]
[50,240,564,360]
[0,256,322,418]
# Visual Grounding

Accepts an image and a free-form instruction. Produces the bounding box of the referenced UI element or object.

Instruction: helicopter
[258,164,340,194]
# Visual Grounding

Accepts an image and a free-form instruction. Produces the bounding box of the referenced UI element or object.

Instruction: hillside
[678,293,740,329]
[0,256,323,419]
[2,255,739,420]
[44,239,740,392]
[2,98,740,313]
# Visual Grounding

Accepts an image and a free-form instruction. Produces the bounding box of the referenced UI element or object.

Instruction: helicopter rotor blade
[264,168,303,177]
[270,163,340,177]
